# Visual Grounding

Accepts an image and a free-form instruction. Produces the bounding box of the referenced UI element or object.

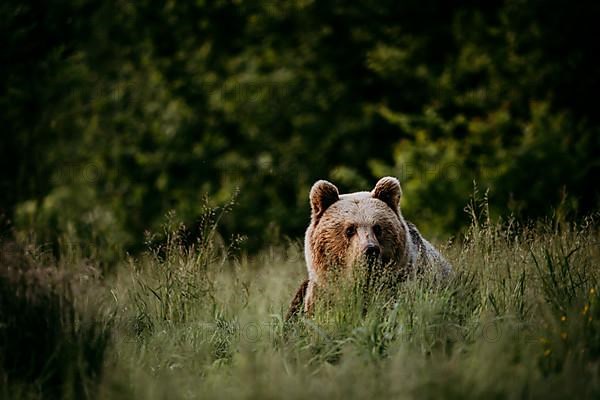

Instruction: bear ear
[310,180,339,220]
[372,176,402,212]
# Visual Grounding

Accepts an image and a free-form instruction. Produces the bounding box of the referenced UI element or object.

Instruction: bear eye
[373,224,382,236]
[345,225,356,238]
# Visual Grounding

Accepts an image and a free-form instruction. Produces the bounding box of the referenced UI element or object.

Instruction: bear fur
[286,176,451,319]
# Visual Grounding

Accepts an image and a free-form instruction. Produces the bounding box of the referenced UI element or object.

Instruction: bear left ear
[372,176,402,212]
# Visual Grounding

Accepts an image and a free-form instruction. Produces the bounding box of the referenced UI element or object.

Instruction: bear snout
[363,244,381,260]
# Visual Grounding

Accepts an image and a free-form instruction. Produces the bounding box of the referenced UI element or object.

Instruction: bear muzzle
[363,244,380,261]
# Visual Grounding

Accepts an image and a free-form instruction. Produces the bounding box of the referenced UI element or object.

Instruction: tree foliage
[2,0,599,252]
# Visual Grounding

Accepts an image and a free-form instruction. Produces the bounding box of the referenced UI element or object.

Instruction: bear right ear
[309,180,339,220]
[372,176,402,213]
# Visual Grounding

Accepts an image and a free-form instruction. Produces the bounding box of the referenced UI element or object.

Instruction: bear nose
[364,244,380,259]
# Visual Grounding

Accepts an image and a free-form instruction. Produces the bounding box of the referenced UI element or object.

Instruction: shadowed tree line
[2,0,599,254]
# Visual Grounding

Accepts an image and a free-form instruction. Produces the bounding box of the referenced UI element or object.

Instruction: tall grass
[2,205,600,399]
[0,241,111,399]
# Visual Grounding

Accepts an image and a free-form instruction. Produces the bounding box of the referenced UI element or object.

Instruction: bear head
[304,176,414,284]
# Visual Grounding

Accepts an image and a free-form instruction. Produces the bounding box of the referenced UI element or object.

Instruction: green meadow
[2,204,599,399]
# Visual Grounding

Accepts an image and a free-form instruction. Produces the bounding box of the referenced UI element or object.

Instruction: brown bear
[286,176,451,319]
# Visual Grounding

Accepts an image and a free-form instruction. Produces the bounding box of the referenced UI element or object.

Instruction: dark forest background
[2,0,599,256]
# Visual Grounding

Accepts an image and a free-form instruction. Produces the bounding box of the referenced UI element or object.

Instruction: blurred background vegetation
[2,0,599,255]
